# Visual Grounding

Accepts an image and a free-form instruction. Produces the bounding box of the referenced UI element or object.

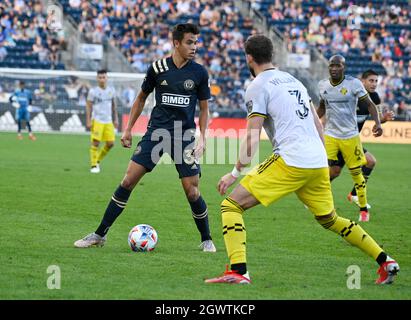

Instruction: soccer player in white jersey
[205,35,399,285]
[86,69,118,173]
[317,55,382,222]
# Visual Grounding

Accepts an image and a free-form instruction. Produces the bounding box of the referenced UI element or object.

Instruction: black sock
[189,195,211,242]
[376,252,387,265]
[17,120,22,132]
[231,263,247,275]
[95,185,131,236]
[26,121,32,132]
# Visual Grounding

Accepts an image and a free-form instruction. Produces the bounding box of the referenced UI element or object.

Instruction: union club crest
[184,79,195,90]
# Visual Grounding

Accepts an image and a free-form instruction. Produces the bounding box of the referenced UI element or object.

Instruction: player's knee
[315,210,337,229]
[366,155,376,169]
[120,175,138,191]
[221,198,244,215]
[329,166,341,180]
[185,187,200,202]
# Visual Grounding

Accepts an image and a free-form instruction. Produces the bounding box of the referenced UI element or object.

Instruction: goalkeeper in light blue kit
[10,80,36,141]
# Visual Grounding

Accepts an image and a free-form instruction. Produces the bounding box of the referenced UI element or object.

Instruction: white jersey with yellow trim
[87,86,116,124]
[318,75,368,139]
[245,69,328,169]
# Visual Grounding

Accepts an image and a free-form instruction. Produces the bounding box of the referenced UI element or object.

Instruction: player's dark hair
[244,35,274,64]
[362,69,378,79]
[97,69,107,75]
[19,80,25,85]
[172,23,200,42]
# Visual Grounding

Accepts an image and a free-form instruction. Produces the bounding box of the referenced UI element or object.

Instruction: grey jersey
[318,75,368,139]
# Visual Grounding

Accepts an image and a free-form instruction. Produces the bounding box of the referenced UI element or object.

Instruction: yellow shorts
[91,120,115,142]
[325,134,366,168]
[240,154,334,217]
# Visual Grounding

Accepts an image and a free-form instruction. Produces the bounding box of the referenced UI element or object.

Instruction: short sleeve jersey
[141,57,210,132]
[87,86,116,124]
[318,75,369,139]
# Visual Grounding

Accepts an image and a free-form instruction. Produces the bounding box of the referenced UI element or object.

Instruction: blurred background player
[86,69,118,173]
[205,35,399,285]
[317,55,382,222]
[332,69,395,208]
[9,80,36,141]
[75,23,216,252]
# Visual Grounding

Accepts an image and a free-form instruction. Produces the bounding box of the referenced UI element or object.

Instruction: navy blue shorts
[131,130,201,179]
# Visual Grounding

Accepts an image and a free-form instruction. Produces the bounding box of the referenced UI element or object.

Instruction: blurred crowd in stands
[249,0,411,119]
[1,0,410,119]
[0,0,66,69]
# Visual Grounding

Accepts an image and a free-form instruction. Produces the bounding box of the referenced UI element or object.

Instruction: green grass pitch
[0,132,410,299]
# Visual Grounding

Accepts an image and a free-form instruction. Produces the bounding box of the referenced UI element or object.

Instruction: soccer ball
[128,224,158,252]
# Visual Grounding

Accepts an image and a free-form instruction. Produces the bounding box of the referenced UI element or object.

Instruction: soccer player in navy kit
[75,23,216,252]
[330,70,394,209]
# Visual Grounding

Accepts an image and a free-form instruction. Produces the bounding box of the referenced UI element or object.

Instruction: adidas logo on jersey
[161,80,168,86]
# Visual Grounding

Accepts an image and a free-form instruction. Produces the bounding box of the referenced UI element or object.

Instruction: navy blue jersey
[141,57,210,132]
[356,91,381,132]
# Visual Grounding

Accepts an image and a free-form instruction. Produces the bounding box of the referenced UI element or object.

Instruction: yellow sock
[349,166,367,208]
[90,145,99,167]
[97,145,111,163]
[221,197,247,265]
[317,211,383,260]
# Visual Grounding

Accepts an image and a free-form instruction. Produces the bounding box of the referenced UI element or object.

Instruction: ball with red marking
[128,224,158,252]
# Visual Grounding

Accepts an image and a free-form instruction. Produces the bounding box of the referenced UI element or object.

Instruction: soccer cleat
[359,210,370,222]
[376,259,399,284]
[90,164,100,173]
[199,240,216,252]
[17,134,23,140]
[28,133,36,141]
[74,232,106,248]
[205,265,251,284]
[347,192,371,209]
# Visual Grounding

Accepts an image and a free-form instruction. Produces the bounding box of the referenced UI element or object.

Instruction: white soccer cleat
[90,164,100,173]
[199,240,216,252]
[74,232,106,248]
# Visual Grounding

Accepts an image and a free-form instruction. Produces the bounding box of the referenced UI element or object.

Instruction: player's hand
[86,119,91,129]
[372,123,383,137]
[194,137,206,159]
[382,110,395,122]
[217,173,237,195]
[113,120,119,129]
[121,130,132,148]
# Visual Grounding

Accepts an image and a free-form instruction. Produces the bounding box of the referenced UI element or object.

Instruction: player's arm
[194,99,209,159]
[310,101,325,145]
[217,115,264,195]
[358,95,382,137]
[316,98,326,119]
[85,100,93,129]
[112,97,119,129]
[122,64,156,148]
[121,90,150,148]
